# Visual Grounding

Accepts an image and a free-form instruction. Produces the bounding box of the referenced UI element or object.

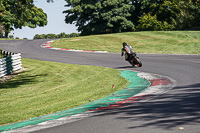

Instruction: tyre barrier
[1,50,16,58]
[0,50,22,78]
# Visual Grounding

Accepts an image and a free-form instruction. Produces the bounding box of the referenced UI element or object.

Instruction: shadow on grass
[92,83,200,130]
[0,71,48,89]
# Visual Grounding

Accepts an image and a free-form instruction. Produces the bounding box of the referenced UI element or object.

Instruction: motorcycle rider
[121,42,134,61]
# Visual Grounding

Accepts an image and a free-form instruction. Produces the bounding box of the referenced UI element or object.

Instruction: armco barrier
[0,50,22,78]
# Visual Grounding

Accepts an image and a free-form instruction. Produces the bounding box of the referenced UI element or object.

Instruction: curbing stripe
[150,79,172,86]
[41,40,108,53]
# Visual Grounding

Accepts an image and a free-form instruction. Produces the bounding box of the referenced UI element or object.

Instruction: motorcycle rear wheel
[136,57,142,67]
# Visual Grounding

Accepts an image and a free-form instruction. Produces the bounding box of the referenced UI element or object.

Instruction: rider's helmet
[123,42,127,48]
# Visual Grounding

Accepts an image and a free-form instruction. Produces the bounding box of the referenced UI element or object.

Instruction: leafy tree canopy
[63,0,200,35]
[63,0,135,35]
[147,0,200,30]
[0,0,48,37]
[137,13,174,31]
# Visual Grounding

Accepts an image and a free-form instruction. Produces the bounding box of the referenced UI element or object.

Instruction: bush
[69,33,80,37]
[9,35,14,39]
[136,13,174,31]
[57,32,66,38]
[33,34,40,39]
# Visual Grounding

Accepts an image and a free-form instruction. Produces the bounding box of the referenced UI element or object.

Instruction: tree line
[33,32,80,39]
[1,0,200,38]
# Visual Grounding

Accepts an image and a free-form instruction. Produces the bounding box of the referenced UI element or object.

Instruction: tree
[175,0,200,29]
[0,0,47,37]
[24,6,48,28]
[63,0,135,35]
[128,0,155,26]
[0,2,14,37]
[149,0,200,30]
[0,22,4,36]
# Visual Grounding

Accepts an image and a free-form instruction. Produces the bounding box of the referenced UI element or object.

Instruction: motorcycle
[122,45,142,67]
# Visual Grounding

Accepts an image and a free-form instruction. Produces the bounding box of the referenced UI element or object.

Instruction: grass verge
[51,31,200,54]
[0,38,10,40]
[0,58,129,126]
[0,49,2,58]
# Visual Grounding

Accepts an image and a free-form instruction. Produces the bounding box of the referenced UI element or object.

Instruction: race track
[0,39,200,133]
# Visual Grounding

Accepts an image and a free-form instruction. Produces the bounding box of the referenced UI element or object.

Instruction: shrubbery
[136,13,174,31]
[33,32,80,39]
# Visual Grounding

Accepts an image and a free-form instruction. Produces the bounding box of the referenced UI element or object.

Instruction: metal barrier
[0,50,22,78]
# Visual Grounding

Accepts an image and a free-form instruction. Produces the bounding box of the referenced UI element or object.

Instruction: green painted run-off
[0,70,151,132]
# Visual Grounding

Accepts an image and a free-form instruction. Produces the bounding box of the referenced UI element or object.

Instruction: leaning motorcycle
[123,45,142,67]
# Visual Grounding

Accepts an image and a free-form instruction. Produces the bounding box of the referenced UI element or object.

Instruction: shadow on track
[92,83,200,130]
[115,66,141,69]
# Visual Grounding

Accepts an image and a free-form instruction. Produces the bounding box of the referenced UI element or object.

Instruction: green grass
[0,38,10,40]
[0,58,129,126]
[0,49,2,58]
[51,31,200,54]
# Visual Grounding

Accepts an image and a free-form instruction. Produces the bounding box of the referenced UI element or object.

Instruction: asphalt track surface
[0,39,200,133]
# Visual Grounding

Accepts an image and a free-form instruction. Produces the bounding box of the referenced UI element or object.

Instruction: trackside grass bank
[0,58,129,126]
[51,31,200,54]
[0,49,2,58]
